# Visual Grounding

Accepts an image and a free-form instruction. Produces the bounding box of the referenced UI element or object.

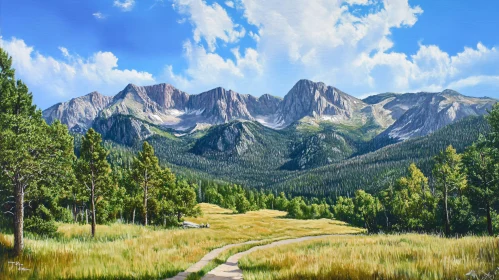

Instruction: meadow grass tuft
[239,233,499,280]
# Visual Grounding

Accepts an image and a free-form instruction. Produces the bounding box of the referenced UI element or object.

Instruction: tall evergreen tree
[433,145,467,237]
[131,142,163,226]
[76,129,112,237]
[0,48,75,255]
[463,137,499,236]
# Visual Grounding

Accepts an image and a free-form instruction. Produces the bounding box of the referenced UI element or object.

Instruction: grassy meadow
[239,234,499,280]
[0,203,361,279]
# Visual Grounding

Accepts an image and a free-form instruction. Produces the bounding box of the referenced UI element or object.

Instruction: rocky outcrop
[277,79,366,126]
[93,115,154,146]
[375,90,496,141]
[42,91,112,132]
[191,121,258,156]
[187,87,255,123]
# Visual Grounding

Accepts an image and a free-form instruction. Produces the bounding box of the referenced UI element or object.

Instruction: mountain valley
[43,79,497,197]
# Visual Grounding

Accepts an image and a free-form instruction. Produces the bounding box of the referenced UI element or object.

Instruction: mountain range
[43,79,495,141]
[42,79,497,196]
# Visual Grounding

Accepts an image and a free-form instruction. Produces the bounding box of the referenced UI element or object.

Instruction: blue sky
[1,0,499,109]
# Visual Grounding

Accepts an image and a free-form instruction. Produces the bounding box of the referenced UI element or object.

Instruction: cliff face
[42,91,112,132]
[376,90,495,141]
[277,79,366,126]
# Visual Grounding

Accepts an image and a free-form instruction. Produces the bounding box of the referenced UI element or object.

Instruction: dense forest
[332,110,499,236]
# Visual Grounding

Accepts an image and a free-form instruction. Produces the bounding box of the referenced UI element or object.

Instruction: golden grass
[239,234,499,280]
[0,203,361,279]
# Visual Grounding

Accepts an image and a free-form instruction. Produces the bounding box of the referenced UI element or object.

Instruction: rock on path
[202,235,334,280]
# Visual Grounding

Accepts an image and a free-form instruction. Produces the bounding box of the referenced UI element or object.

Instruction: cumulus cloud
[113,0,135,12]
[165,40,262,93]
[169,0,499,97]
[354,42,499,93]
[172,0,245,51]
[0,37,155,108]
[225,1,235,8]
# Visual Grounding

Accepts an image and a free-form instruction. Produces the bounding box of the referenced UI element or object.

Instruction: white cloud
[169,0,499,98]
[92,12,106,19]
[0,37,155,108]
[248,31,259,42]
[354,42,499,94]
[225,1,234,8]
[58,47,70,57]
[172,0,245,51]
[447,76,499,90]
[113,0,135,12]
[165,40,262,93]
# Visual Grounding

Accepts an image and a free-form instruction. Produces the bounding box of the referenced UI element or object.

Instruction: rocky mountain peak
[277,79,365,125]
[42,80,497,146]
[42,91,113,132]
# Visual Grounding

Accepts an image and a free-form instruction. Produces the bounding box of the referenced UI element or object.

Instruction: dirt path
[201,235,334,280]
[166,240,261,280]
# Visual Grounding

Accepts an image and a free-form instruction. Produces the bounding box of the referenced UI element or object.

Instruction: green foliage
[462,118,499,236]
[387,164,437,232]
[131,142,165,225]
[235,193,251,214]
[75,128,113,236]
[169,179,201,222]
[334,190,382,233]
[433,145,467,236]
[24,205,58,238]
[0,47,76,254]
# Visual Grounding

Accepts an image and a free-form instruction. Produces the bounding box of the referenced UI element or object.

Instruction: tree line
[333,103,499,236]
[197,181,333,219]
[0,48,200,256]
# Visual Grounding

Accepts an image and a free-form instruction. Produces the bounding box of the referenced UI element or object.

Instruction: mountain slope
[43,91,112,132]
[277,79,366,126]
[272,116,491,197]
[372,90,495,142]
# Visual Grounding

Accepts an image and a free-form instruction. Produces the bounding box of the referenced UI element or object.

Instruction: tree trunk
[143,169,148,226]
[132,208,136,224]
[444,188,450,237]
[177,212,182,223]
[144,185,148,226]
[73,203,77,222]
[86,209,89,224]
[91,182,96,237]
[13,181,24,256]
[486,201,493,236]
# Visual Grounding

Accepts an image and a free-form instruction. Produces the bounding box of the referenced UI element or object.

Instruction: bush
[24,205,58,238]
[54,206,74,223]
[25,216,58,238]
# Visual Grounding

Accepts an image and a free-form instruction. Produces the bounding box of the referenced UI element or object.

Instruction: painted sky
[1,0,499,109]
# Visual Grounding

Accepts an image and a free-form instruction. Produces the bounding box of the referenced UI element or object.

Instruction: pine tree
[170,180,201,222]
[433,145,467,237]
[131,142,163,226]
[76,129,112,237]
[463,137,499,236]
[0,48,75,255]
